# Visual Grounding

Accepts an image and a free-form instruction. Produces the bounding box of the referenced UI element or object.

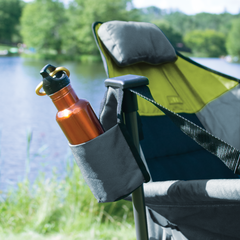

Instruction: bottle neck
[50,84,79,111]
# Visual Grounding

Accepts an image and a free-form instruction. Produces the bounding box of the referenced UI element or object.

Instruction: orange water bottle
[35,64,104,145]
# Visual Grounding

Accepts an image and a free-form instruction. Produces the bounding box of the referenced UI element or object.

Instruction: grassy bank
[0,156,135,239]
[0,44,102,62]
[21,52,102,62]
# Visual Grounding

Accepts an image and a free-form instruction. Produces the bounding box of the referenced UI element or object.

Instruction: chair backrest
[93,21,240,181]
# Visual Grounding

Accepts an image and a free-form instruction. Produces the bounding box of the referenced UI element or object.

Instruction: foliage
[0,161,135,239]
[165,11,239,36]
[226,17,240,59]
[184,29,227,57]
[0,128,134,239]
[61,0,141,57]
[151,19,183,48]
[193,12,236,35]
[20,0,66,53]
[138,6,168,22]
[0,0,23,43]
[164,11,193,35]
[6,0,240,59]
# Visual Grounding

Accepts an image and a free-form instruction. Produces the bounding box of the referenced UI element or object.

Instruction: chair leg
[132,185,149,240]
[123,93,149,240]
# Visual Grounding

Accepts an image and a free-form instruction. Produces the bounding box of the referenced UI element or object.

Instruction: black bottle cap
[40,64,70,95]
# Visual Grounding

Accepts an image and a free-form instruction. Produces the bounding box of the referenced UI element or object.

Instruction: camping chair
[72,20,240,240]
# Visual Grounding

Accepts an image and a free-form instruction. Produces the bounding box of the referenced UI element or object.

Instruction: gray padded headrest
[98,21,177,67]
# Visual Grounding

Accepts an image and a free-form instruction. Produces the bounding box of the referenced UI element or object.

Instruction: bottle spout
[35,64,70,96]
[40,64,57,78]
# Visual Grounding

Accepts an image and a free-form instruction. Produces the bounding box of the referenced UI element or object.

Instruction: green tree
[165,11,194,35]
[191,12,238,36]
[20,0,66,53]
[0,0,23,43]
[62,0,141,57]
[160,10,238,37]
[139,6,168,22]
[184,29,227,57]
[151,19,183,48]
[219,13,240,35]
[191,13,223,32]
[226,17,240,59]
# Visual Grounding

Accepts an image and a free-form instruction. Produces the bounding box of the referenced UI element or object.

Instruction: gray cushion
[98,21,177,67]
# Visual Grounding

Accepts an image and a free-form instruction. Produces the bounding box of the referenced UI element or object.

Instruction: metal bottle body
[50,84,104,145]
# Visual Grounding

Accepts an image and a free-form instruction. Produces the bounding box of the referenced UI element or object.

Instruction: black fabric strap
[129,85,240,175]
[100,86,151,182]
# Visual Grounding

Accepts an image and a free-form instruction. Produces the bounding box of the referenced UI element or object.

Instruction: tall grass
[0,131,135,240]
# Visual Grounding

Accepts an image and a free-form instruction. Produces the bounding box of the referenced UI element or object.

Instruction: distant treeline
[1,0,240,60]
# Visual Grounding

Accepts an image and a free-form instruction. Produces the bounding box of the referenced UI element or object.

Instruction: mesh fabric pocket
[70,123,149,203]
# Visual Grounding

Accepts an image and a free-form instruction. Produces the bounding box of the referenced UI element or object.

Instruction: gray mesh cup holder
[70,123,149,203]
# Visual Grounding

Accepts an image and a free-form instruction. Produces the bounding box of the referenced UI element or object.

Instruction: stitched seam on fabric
[130,87,240,174]
[130,88,239,152]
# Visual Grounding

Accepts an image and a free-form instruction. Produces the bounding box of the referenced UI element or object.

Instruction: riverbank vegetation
[0,130,135,239]
[0,157,135,239]
[1,0,240,60]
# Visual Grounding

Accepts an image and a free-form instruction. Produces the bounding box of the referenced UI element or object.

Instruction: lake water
[0,56,239,191]
[0,57,107,191]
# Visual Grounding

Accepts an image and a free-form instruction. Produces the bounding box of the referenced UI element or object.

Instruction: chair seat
[143,179,240,240]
